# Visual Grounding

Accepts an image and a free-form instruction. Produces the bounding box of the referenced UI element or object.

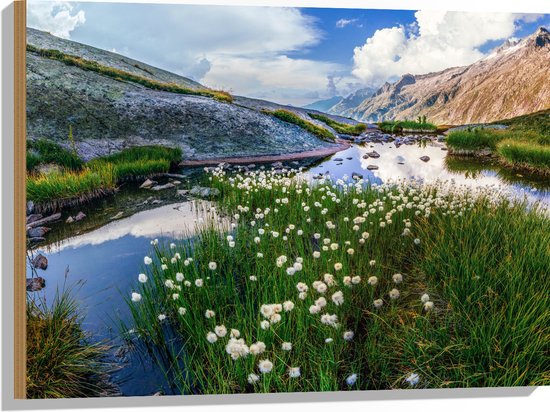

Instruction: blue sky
[27,1,549,106]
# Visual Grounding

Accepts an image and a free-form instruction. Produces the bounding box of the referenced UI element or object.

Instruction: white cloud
[352,11,544,87]
[336,18,358,29]
[27,0,85,39]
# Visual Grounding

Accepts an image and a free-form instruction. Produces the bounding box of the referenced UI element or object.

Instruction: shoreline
[178,141,351,166]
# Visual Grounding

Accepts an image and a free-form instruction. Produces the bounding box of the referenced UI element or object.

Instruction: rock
[139,179,156,189]
[441,147,448,151]
[32,254,48,270]
[150,183,175,191]
[28,226,50,238]
[27,201,35,215]
[346,157,353,160]
[111,212,124,220]
[177,190,190,197]
[66,216,74,224]
[26,214,43,224]
[151,200,162,204]
[420,156,430,162]
[333,158,343,162]
[75,211,86,221]
[352,172,363,180]
[271,161,283,168]
[365,151,380,158]
[170,180,181,185]
[163,173,186,179]
[247,164,256,169]
[26,277,46,292]
[367,165,379,170]
[26,213,61,229]
[189,186,221,199]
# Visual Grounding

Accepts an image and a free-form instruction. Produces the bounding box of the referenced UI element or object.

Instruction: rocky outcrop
[344,27,550,124]
[26,28,343,161]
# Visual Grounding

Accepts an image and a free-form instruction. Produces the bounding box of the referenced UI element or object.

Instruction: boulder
[32,254,48,270]
[177,190,190,197]
[139,179,156,189]
[26,277,46,292]
[28,226,50,238]
[75,211,86,221]
[26,214,43,224]
[27,201,35,215]
[26,213,61,229]
[352,172,364,180]
[367,165,379,170]
[66,216,74,224]
[150,183,175,191]
[420,156,430,162]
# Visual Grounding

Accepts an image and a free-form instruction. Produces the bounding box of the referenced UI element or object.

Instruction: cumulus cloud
[352,11,544,87]
[27,0,85,39]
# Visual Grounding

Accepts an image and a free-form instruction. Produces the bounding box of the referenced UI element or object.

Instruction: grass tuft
[264,109,335,141]
[379,120,437,133]
[308,113,367,136]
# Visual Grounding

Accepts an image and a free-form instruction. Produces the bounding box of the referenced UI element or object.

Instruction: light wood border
[14,0,26,400]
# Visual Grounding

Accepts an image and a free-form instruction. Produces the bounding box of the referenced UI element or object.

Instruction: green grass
[27,286,110,398]
[27,145,182,206]
[27,44,233,103]
[27,139,83,172]
[496,139,550,175]
[265,109,335,141]
[26,164,117,205]
[123,167,549,394]
[446,128,508,151]
[379,120,437,133]
[308,113,367,136]
[494,108,550,136]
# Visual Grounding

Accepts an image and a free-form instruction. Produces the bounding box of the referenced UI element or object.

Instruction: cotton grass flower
[281,342,292,351]
[283,301,295,312]
[392,273,403,284]
[332,291,344,306]
[258,359,273,374]
[343,331,354,341]
[405,373,420,386]
[320,313,338,328]
[208,261,217,270]
[247,373,260,384]
[421,293,430,303]
[215,325,227,337]
[131,292,142,302]
[351,276,361,284]
[313,251,321,258]
[373,299,384,309]
[367,276,378,286]
[195,279,204,287]
[288,367,301,378]
[178,307,187,316]
[138,273,148,283]
[250,341,266,355]
[206,332,218,343]
[158,314,166,321]
[260,320,270,330]
[334,263,343,271]
[176,272,184,282]
[225,338,249,360]
[325,338,333,343]
[205,309,215,319]
[424,301,434,311]
[346,374,358,385]
[389,288,400,300]
[144,256,152,265]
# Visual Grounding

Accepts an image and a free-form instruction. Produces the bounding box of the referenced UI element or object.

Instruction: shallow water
[26,140,550,396]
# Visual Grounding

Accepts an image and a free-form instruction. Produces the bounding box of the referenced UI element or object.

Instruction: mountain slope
[302,96,343,112]
[347,27,550,125]
[328,87,376,117]
[26,28,343,161]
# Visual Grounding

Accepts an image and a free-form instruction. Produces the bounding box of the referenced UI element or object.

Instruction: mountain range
[314,27,550,125]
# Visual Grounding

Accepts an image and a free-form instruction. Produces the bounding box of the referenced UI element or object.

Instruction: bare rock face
[337,27,550,125]
[26,28,340,162]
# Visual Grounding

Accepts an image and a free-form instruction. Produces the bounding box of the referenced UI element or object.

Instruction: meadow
[308,113,367,136]
[123,166,550,394]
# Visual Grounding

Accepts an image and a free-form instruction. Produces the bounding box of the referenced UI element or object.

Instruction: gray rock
[28,226,50,238]
[151,199,162,204]
[367,165,379,170]
[352,172,363,180]
[420,156,430,162]
[111,212,124,220]
[27,277,46,292]
[150,182,175,191]
[140,179,156,189]
[26,213,61,229]
[75,211,86,221]
[189,186,221,198]
[32,254,48,270]
[26,214,43,224]
[177,190,190,197]
[27,201,35,215]
[333,158,344,162]
[66,216,74,224]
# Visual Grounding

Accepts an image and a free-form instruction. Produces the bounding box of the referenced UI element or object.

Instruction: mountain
[26,28,345,161]
[346,27,550,125]
[328,87,376,116]
[302,96,343,112]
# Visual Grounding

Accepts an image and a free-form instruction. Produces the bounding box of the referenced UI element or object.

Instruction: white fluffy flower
[373,299,384,309]
[258,359,273,373]
[334,263,343,271]
[250,341,266,355]
[215,325,228,337]
[288,367,301,378]
[206,332,218,343]
[351,276,361,285]
[405,373,420,386]
[195,279,204,287]
[346,374,357,385]
[313,251,321,258]
[164,279,175,289]
[332,291,344,306]
[225,338,249,360]
[392,273,403,284]
[320,313,338,328]
[325,338,333,343]
[158,314,166,321]
[144,256,152,265]
[309,305,321,314]
[230,328,240,338]
[283,301,295,312]
[421,293,430,303]
[131,292,142,302]
[137,273,148,283]
[424,301,434,311]
[281,342,292,351]
[178,307,187,316]
[343,330,354,341]
[389,288,400,300]
[176,272,184,282]
[367,276,378,286]
[208,262,217,270]
[260,320,270,330]
[205,309,215,319]
[247,373,260,384]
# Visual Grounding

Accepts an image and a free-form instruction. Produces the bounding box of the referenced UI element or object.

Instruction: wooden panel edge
[14,0,27,400]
